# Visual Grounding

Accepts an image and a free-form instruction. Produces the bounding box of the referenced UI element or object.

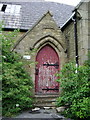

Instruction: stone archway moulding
[32,35,67,70]
[33,35,66,53]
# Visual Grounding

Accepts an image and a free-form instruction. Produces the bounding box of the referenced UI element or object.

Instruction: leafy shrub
[56,62,90,119]
[1,26,34,117]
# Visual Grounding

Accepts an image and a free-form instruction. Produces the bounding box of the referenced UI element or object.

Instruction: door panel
[35,45,60,94]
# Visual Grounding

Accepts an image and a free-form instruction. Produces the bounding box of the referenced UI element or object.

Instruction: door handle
[43,62,59,69]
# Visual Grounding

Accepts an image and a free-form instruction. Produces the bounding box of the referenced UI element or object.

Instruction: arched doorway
[35,44,60,94]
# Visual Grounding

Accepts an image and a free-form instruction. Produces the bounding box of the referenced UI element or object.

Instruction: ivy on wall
[1,24,34,117]
[56,61,90,119]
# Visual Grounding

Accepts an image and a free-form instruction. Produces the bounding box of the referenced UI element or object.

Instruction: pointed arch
[33,35,66,54]
[35,44,60,94]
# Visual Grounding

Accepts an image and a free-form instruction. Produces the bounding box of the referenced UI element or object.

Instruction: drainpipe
[72,9,79,67]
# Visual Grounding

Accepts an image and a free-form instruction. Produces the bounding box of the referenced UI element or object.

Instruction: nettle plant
[56,62,90,119]
[1,24,34,117]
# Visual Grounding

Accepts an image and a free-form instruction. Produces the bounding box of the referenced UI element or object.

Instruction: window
[0,3,21,15]
[5,5,21,15]
[0,4,3,10]
[1,4,7,12]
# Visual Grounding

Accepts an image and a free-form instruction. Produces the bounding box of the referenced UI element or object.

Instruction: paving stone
[13,108,71,119]
[43,107,51,110]
[32,107,40,111]
[56,107,65,113]
[2,108,72,120]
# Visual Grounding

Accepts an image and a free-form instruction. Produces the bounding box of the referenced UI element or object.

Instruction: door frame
[29,36,67,95]
[35,44,60,94]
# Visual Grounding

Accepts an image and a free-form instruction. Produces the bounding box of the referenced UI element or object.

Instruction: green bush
[56,62,90,119]
[1,26,34,117]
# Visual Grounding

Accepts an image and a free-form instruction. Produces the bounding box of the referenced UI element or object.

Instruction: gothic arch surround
[30,36,67,94]
[33,35,67,68]
[33,35,66,53]
[35,41,60,59]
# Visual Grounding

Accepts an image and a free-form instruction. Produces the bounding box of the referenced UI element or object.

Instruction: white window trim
[0,3,21,15]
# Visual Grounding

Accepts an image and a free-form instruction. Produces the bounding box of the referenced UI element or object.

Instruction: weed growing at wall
[1,25,34,117]
[56,62,90,119]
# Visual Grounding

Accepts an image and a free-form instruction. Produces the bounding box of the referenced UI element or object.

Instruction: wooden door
[35,45,59,94]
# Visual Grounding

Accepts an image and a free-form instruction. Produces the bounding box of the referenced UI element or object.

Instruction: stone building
[0,0,90,105]
[62,0,90,65]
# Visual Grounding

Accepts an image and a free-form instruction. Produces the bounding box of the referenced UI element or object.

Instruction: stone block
[56,106,65,113]
[44,107,51,110]
[32,107,40,111]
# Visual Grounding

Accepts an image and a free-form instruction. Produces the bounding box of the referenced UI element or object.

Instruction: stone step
[35,94,59,98]
[34,94,59,107]
[35,99,56,103]
[35,102,56,107]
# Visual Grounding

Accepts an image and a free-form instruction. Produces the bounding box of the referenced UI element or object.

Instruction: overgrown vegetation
[56,61,90,119]
[1,25,34,117]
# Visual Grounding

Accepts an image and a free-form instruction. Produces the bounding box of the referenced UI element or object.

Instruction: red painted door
[35,45,59,94]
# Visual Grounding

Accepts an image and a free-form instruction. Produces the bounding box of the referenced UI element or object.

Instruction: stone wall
[62,22,75,62]
[63,1,90,65]
[14,11,67,93]
[14,2,90,67]
[88,2,90,55]
[77,1,89,64]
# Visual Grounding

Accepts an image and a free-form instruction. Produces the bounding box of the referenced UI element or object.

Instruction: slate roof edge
[61,0,86,31]
[12,11,53,51]
[0,1,21,5]
[61,0,84,31]
[3,28,28,32]
[61,12,75,31]
[1,1,74,31]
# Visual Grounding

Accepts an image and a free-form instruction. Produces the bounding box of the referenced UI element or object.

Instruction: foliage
[1,25,34,117]
[56,62,90,119]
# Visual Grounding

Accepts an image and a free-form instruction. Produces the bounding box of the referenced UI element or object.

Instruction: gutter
[61,12,75,30]
[72,9,79,66]
[61,9,81,66]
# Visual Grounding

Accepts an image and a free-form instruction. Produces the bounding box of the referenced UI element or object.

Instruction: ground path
[14,108,71,120]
